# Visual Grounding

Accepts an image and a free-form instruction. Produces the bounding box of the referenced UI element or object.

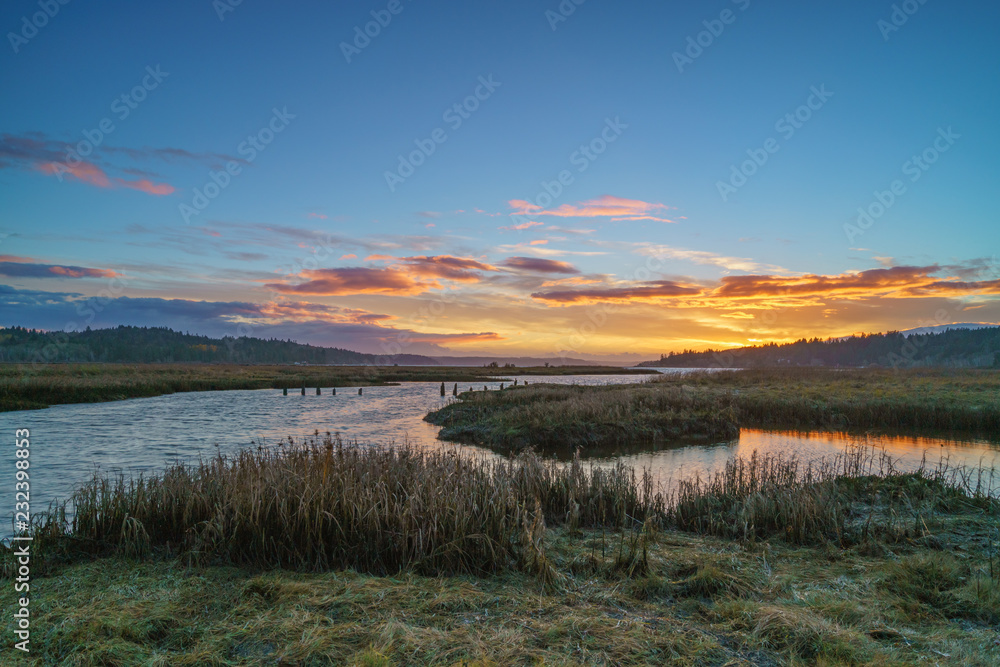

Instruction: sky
[1,0,998,362]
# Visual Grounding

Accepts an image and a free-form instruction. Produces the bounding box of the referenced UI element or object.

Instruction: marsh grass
[670,444,998,549]
[35,434,663,576]
[0,362,654,411]
[427,369,1000,457]
[5,440,1000,664]
[426,381,740,453]
[665,367,1000,434]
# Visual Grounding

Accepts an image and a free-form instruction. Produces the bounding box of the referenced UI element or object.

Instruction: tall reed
[66,434,663,575]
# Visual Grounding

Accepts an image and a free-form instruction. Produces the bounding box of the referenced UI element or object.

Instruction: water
[2,373,998,538]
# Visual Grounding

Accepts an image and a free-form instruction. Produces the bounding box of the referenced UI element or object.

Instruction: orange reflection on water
[597,428,1000,496]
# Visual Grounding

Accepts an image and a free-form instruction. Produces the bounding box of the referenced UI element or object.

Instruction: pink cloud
[340,254,358,260]
[47,265,119,278]
[35,160,174,196]
[499,220,543,231]
[307,212,328,219]
[119,178,175,195]
[508,195,674,223]
[36,161,111,188]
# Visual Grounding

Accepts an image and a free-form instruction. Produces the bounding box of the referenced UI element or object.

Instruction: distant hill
[638,327,1000,369]
[0,326,437,366]
[897,323,999,337]
[0,326,610,368]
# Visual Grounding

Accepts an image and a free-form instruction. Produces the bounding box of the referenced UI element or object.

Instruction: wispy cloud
[3,133,176,196]
[533,280,700,304]
[508,195,674,223]
[632,244,788,273]
[529,264,1000,307]
[364,255,497,282]
[499,220,543,231]
[267,267,432,296]
[0,255,120,279]
[500,257,580,274]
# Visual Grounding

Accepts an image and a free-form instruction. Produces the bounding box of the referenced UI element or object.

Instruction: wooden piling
[316,387,321,395]
[452,383,458,396]
[283,387,288,396]
[332,387,336,395]
[358,387,363,395]
[301,386,305,395]
[440,382,445,396]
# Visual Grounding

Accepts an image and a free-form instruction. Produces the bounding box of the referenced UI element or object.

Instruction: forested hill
[638,327,1000,369]
[0,326,437,365]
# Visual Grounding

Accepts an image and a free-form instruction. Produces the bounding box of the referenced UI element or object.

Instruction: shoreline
[0,362,657,412]
[4,443,998,665]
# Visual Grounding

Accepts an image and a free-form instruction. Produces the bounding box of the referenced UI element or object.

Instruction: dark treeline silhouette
[639,327,1000,369]
[0,325,436,365]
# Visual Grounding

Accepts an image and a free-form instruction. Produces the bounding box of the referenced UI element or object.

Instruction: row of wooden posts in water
[437,379,527,396]
[281,379,528,397]
[282,387,362,396]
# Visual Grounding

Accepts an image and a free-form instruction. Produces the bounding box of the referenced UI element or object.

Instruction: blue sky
[1,0,998,360]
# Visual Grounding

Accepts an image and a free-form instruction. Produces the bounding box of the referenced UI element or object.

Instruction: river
[2,372,998,538]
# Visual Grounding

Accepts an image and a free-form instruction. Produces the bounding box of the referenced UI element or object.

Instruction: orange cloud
[267,267,432,296]
[257,301,394,324]
[905,279,1000,297]
[384,331,504,344]
[365,255,497,282]
[35,161,174,195]
[714,266,939,299]
[530,264,1000,308]
[509,195,674,223]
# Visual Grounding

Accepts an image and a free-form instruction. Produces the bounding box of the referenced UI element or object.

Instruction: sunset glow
[2,1,997,362]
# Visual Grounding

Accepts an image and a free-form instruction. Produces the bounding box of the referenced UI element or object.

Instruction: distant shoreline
[0,362,657,412]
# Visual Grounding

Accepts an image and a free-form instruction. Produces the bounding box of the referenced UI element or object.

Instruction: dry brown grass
[426,381,740,453]
[44,434,662,575]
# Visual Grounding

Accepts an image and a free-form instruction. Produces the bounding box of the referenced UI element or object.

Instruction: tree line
[639,328,1000,369]
[0,326,437,365]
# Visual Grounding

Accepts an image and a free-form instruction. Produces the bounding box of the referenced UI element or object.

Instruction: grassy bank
[0,363,654,412]
[427,368,1000,452]
[426,382,740,454]
[4,443,998,664]
[674,367,1000,434]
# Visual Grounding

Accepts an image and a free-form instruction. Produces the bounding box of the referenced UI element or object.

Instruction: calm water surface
[3,373,998,537]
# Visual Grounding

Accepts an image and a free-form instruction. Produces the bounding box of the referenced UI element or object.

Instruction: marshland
[3,367,1000,665]
[0,362,655,412]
